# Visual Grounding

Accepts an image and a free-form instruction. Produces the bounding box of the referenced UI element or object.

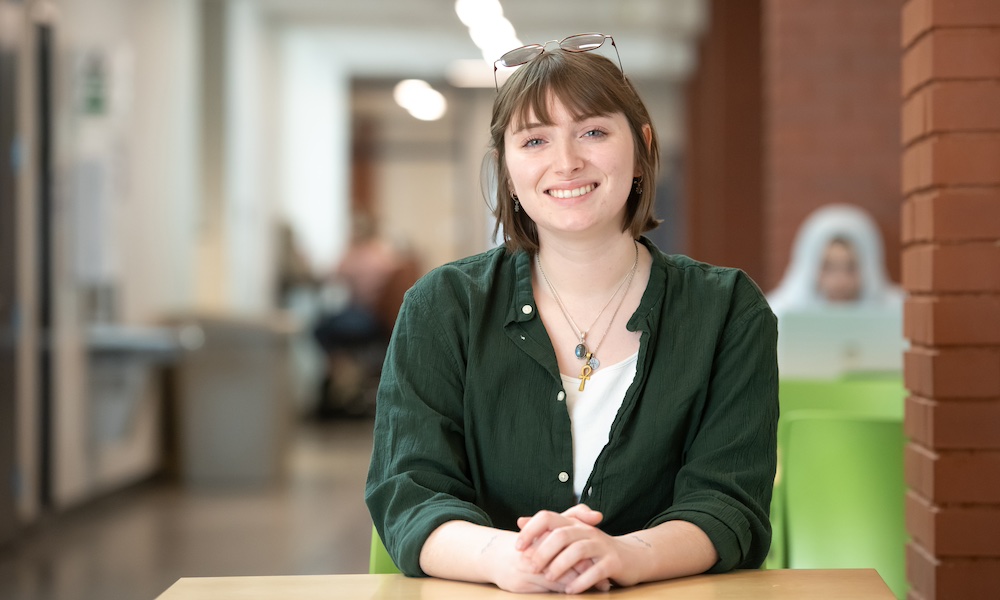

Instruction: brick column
[900,1,1000,598]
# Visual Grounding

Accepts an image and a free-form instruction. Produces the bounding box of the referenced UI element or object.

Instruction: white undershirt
[559,352,639,499]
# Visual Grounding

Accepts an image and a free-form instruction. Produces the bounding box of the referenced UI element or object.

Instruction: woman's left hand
[515,505,643,595]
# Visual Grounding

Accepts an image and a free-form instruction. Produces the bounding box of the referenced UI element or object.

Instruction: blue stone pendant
[574,343,588,359]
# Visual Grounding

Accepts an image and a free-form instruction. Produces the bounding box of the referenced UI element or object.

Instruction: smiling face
[504,95,639,242]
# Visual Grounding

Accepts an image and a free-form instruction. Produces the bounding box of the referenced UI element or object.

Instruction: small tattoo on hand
[630,534,652,549]
[482,535,498,554]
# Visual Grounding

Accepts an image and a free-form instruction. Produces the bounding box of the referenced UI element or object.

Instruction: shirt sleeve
[364,282,492,576]
[645,273,779,572]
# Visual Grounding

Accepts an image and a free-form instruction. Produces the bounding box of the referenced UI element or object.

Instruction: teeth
[549,184,595,199]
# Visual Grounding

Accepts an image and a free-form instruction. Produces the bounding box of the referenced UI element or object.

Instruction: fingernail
[514,540,524,551]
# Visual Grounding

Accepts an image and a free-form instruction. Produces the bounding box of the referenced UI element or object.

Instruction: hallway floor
[0,418,375,600]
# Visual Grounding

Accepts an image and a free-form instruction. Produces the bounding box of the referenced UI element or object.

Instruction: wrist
[479,530,517,584]
[613,533,656,586]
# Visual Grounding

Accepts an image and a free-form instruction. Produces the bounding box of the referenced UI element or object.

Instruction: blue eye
[584,129,607,138]
[523,138,543,147]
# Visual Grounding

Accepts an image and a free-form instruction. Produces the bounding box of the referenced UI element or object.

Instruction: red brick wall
[684,0,765,283]
[763,0,903,290]
[900,0,1000,598]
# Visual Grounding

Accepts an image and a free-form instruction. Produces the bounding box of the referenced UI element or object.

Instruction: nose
[553,139,584,175]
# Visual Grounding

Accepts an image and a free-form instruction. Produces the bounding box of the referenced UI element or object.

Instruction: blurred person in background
[274,220,326,414]
[275,220,320,308]
[768,204,903,317]
[366,35,778,594]
[313,213,419,417]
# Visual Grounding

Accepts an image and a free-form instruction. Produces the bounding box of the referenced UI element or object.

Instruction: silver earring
[511,191,520,212]
[633,177,643,196]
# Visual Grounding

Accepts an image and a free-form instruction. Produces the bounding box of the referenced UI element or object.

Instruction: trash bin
[166,314,296,487]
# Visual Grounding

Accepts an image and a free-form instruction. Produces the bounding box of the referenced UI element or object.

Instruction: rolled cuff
[379,501,493,577]
[647,499,767,573]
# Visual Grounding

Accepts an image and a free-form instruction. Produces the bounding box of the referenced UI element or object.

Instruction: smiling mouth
[547,184,596,199]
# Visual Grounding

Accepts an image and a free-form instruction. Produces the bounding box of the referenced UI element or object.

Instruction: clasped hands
[499,504,645,595]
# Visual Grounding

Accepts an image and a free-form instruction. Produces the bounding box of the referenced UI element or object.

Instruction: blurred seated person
[313,214,420,416]
[768,204,904,378]
[275,220,320,308]
[768,204,902,316]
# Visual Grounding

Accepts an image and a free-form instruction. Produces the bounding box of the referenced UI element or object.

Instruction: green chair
[778,377,905,419]
[765,377,906,571]
[369,526,401,574]
[781,410,908,598]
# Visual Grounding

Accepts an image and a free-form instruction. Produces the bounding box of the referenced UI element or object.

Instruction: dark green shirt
[365,237,778,576]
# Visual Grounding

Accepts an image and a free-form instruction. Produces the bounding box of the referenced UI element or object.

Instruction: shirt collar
[509,247,537,323]
[505,237,668,330]
[629,236,667,333]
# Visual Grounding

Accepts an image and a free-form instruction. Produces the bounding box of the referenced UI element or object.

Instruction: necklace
[536,240,639,391]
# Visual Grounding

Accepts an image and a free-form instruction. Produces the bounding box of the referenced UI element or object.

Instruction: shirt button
[556,391,565,402]
[558,471,569,483]
[521,304,533,315]
[588,486,594,496]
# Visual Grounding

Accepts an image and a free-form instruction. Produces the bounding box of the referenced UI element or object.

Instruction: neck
[536,234,639,298]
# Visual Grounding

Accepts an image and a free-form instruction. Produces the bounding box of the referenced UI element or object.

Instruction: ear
[635,124,653,177]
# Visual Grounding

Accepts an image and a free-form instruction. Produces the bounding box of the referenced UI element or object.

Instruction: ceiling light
[393,79,447,121]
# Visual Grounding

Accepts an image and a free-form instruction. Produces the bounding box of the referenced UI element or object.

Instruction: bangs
[508,53,627,131]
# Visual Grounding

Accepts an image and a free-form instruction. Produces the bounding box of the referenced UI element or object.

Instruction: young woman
[366,34,778,594]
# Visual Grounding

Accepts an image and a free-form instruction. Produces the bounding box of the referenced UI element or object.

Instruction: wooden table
[157,569,895,599]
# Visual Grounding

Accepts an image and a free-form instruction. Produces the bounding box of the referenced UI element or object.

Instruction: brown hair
[488,49,661,253]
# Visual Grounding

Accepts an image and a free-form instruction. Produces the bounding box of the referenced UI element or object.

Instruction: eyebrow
[511,121,545,135]
[511,113,612,135]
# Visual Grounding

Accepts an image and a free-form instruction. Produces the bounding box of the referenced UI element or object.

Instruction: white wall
[223,0,274,313]
[45,0,206,507]
[121,0,201,321]
[277,30,350,275]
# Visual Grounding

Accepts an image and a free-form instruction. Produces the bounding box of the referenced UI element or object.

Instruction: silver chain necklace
[536,240,639,391]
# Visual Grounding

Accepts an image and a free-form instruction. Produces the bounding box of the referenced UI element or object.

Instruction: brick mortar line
[903,289,1000,295]
[903,184,1000,193]
[908,448,1000,458]
[903,128,1000,148]
[908,538,1000,557]
[902,24,1000,54]
[902,240,1000,247]
[904,404,1000,408]
[906,494,1000,508]
[905,347,1000,354]
[904,392,1000,401]
[902,76,1000,103]
[905,338,1000,346]
[902,183,1000,196]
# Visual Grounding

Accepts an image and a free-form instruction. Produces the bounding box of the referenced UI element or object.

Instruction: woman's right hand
[482,530,596,593]
[419,511,610,594]
[421,521,591,594]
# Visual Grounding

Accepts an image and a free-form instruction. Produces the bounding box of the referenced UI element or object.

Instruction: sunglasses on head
[493,33,624,91]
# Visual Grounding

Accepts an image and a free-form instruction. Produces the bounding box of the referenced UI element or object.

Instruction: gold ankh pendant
[578,364,593,391]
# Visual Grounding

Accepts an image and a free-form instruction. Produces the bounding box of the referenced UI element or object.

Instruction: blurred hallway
[0,418,375,600]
